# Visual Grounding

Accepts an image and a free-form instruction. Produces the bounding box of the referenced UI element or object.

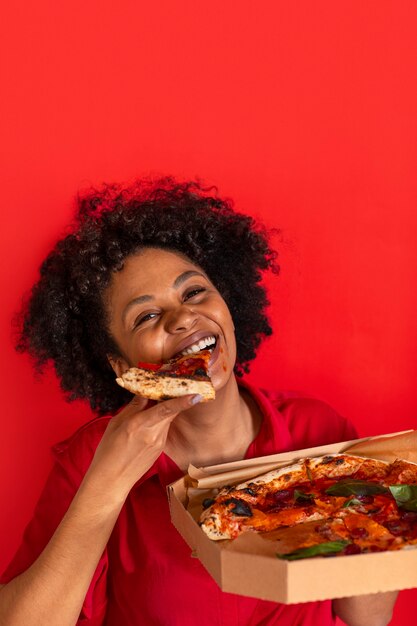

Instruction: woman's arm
[0,393,200,626]
[333,591,398,626]
[0,479,124,626]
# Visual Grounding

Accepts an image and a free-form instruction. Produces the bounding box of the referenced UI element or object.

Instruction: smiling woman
[0,178,398,626]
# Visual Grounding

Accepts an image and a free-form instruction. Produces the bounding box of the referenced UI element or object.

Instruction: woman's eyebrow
[172,270,206,289]
[122,271,206,324]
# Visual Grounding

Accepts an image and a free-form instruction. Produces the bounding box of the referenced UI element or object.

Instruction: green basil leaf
[325,480,388,497]
[277,540,350,561]
[342,497,363,508]
[294,489,314,503]
[389,485,417,511]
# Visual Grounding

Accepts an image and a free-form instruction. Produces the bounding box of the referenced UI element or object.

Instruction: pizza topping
[342,498,363,508]
[321,456,345,466]
[343,543,362,555]
[278,540,350,561]
[271,489,292,501]
[135,350,212,379]
[294,490,315,504]
[325,479,388,497]
[400,511,417,521]
[224,498,253,517]
[384,520,406,535]
[356,494,375,504]
[136,361,162,371]
[350,526,368,538]
[161,351,212,379]
[389,485,417,511]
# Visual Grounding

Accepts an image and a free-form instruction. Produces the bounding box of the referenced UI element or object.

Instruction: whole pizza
[199,454,417,560]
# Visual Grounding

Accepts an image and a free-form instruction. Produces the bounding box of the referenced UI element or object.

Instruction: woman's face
[105,247,237,391]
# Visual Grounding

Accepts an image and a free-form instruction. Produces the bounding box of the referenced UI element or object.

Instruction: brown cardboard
[167,430,417,603]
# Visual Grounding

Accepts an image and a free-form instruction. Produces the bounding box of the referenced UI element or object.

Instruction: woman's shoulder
[51,415,111,477]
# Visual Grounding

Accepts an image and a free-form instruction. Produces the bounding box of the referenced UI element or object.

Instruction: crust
[116,367,215,401]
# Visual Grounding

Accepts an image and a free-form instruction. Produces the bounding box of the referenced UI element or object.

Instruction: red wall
[1,2,416,623]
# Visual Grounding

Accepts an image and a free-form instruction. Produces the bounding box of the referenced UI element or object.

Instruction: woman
[0,179,397,625]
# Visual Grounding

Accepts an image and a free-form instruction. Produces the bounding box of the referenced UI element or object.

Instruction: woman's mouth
[180,335,217,356]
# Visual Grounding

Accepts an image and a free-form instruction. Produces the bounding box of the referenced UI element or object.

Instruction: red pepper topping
[136,362,163,371]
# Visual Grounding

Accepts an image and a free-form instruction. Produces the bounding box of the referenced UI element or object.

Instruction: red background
[1,2,417,623]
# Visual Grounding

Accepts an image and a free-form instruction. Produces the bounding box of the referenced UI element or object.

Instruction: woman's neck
[164,377,262,471]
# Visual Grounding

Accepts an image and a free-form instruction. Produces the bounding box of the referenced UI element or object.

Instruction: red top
[1,382,357,625]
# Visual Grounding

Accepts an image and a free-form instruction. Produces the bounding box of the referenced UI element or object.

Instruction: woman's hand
[333,591,398,626]
[83,393,201,502]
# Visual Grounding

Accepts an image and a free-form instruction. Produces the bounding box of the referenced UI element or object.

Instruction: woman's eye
[184,287,205,301]
[134,312,158,327]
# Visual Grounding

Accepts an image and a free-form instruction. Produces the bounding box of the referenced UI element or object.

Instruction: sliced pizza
[199,453,417,559]
[116,350,215,402]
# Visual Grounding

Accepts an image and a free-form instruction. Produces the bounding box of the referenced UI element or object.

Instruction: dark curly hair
[17,178,279,415]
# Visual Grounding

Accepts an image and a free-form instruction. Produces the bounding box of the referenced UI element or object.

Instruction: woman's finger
[145,394,203,424]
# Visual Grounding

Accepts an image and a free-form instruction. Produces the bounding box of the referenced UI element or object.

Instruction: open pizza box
[167,430,417,604]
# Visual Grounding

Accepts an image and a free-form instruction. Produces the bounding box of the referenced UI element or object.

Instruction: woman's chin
[210,363,237,395]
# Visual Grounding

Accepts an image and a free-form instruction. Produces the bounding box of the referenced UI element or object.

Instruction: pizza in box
[199,454,417,560]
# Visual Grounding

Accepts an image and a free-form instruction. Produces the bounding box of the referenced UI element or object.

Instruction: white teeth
[181,335,216,356]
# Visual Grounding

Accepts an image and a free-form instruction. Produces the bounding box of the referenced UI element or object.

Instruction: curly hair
[17,178,279,415]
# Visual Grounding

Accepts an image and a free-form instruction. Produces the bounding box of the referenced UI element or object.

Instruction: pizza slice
[115,349,215,402]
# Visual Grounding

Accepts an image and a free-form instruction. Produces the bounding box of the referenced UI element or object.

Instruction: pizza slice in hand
[115,350,215,402]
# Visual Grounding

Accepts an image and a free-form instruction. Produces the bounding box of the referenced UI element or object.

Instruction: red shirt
[1,383,357,625]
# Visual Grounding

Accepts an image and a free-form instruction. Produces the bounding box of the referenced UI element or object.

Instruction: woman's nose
[165,306,198,333]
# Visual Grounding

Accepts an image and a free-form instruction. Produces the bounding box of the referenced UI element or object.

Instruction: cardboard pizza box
[167,430,417,604]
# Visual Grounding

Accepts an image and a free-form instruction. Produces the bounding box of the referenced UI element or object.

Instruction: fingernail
[190,394,203,405]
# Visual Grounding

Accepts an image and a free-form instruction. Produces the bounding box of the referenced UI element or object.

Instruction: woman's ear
[107,355,130,378]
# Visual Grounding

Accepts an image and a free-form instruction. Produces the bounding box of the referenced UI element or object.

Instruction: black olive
[202,498,215,510]
[224,498,253,517]
[242,487,257,496]
[194,368,208,377]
